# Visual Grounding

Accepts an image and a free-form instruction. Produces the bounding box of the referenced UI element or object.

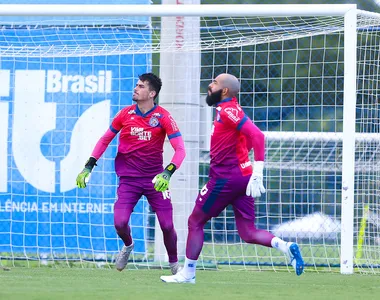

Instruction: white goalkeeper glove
[246,161,266,198]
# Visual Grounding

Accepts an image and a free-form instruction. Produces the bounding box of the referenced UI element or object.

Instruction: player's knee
[160,224,174,234]
[114,218,129,232]
[238,230,255,244]
[159,221,174,233]
[188,214,203,231]
[240,235,253,244]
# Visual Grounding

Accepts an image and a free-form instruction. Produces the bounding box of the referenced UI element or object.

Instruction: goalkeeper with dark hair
[76,73,186,275]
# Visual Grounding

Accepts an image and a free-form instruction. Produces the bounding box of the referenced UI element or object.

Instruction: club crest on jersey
[149,116,159,127]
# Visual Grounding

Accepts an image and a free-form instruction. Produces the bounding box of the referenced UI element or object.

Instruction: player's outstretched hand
[76,168,92,188]
[76,157,97,188]
[152,170,171,192]
[246,161,266,198]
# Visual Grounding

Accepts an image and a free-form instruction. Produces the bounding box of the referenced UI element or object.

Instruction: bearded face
[205,88,223,107]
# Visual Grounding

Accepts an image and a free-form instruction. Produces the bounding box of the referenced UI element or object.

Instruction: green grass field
[0,268,379,300]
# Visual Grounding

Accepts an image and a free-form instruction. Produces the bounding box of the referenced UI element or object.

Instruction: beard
[205,89,223,107]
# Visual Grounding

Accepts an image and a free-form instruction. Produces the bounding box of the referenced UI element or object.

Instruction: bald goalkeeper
[160,73,304,284]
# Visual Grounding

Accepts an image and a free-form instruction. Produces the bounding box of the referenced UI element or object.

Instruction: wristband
[85,157,98,171]
[164,163,177,175]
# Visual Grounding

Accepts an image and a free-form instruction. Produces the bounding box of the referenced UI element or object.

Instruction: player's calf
[115,243,134,271]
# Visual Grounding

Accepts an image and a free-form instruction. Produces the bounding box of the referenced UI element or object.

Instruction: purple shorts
[195,175,255,220]
[115,176,173,212]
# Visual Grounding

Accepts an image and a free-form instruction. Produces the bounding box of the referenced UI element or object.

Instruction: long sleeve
[240,120,265,162]
[91,128,117,160]
[168,135,186,169]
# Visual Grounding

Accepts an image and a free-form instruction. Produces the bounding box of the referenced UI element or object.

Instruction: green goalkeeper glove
[152,163,177,192]
[76,157,97,188]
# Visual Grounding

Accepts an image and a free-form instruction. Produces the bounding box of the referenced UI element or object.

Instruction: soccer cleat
[169,262,182,275]
[115,243,134,271]
[160,271,196,284]
[287,243,304,276]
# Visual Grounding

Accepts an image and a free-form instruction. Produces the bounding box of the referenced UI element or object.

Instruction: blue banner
[0,26,151,259]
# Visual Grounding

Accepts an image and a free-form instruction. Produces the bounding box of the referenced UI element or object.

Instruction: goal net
[0,4,379,274]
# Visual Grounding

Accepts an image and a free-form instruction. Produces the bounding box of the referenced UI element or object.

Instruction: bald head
[215,73,240,98]
[205,73,241,106]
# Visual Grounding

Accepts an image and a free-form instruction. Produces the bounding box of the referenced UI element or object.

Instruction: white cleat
[115,243,134,271]
[160,271,195,284]
[169,262,182,275]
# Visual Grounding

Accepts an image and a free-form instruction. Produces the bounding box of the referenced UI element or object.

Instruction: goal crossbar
[0,4,357,17]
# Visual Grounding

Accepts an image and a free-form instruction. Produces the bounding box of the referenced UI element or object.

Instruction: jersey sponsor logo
[168,115,178,131]
[130,127,152,141]
[149,116,159,127]
[240,161,252,169]
[224,107,240,123]
[128,110,136,114]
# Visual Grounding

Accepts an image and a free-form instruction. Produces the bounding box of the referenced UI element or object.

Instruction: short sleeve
[110,109,125,133]
[161,114,182,140]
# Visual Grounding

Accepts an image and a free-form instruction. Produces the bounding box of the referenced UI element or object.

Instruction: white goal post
[0,3,379,275]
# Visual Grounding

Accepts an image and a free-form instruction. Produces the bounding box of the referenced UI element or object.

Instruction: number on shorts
[162,190,171,200]
[200,184,208,196]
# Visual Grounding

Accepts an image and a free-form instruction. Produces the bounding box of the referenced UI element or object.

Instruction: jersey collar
[135,103,158,117]
[216,97,234,106]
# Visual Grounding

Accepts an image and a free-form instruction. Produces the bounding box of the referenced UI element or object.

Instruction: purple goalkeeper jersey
[110,104,182,177]
[210,97,253,178]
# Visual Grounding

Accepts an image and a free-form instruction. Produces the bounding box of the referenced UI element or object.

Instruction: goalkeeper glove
[152,163,176,192]
[246,161,266,198]
[76,157,97,188]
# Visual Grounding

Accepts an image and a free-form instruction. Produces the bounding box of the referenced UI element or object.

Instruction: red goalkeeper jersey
[110,104,181,177]
[209,97,253,178]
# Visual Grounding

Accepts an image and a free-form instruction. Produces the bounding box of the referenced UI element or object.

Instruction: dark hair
[139,73,162,100]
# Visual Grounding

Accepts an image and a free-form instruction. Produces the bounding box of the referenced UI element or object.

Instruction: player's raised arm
[76,109,124,188]
[240,119,266,198]
[152,114,186,192]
